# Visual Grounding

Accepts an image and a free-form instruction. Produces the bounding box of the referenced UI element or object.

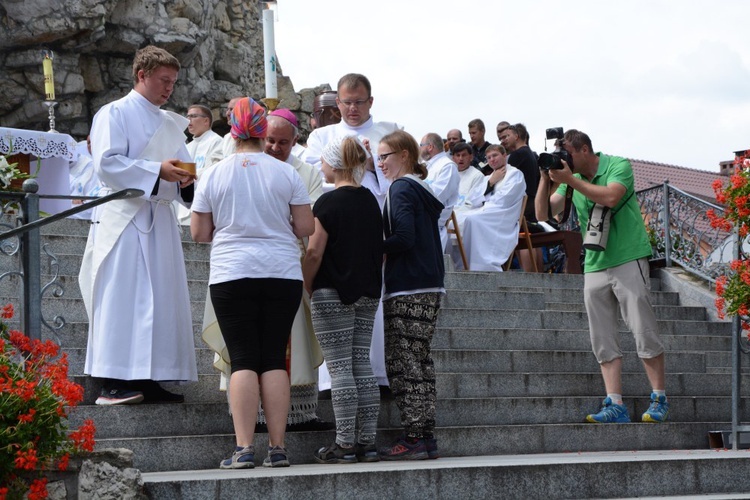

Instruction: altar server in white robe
[304,73,400,393]
[459,144,527,272]
[420,132,460,251]
[80,45,198,405]
[447,142,486,269]
[452,142,487,212]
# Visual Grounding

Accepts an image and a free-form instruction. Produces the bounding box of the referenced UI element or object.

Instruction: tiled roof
[629,158,721,205]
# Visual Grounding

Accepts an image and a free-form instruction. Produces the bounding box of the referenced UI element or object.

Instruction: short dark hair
[513,123,529,143]
[468,118,485,132]
[563,129,593,152]
[452,142,473,155]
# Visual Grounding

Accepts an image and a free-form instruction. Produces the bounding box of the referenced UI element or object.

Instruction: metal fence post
[20,179,42,341]
[662,181,672,267]
[731,222,742,450]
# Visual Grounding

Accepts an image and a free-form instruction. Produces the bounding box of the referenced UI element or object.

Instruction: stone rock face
[78,460,147,500]
[0,0,329,140]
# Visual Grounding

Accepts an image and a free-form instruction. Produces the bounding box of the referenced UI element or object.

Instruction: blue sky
[274,0,750,172]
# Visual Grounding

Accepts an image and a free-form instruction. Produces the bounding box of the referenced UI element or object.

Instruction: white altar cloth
[0,127,79,215]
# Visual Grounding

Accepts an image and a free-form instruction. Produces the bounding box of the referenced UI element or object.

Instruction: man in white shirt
[186,104,223,176]
[420,132,459,251]
[305,73,400,208]
[80,45,198,405]
[460,144,527,271]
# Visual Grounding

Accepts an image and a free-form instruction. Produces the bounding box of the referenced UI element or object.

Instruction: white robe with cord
[80,89,198,383]
[457,165,527,272]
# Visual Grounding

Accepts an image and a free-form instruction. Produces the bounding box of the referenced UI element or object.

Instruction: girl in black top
[303,136,384,464]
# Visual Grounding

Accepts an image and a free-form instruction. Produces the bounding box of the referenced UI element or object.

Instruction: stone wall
[0,0,328,140]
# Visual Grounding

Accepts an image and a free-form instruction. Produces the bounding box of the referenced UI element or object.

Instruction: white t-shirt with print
[192,152,311,285]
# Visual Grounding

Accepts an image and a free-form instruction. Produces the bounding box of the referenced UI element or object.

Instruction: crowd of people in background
[75,45,670,471]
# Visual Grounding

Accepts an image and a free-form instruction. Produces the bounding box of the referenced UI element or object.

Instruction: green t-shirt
[556,153,651,273]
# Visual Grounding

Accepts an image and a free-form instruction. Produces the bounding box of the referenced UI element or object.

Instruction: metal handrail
[0,187,144,241]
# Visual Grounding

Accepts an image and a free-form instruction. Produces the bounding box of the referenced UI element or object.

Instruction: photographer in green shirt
[535,129,669,424]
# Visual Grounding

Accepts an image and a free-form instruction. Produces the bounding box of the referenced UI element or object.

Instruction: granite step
[69,396,745,441]
[94,421,723,472]
[39,311,731,352]
[62,346,712,377]
[71,370,747,407]
[545,302,706,321]
[141,450,750,500]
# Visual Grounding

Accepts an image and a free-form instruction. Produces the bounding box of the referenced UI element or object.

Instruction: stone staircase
[2,217,750,499]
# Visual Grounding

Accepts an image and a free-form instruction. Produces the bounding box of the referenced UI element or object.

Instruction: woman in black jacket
[376,130,445,461]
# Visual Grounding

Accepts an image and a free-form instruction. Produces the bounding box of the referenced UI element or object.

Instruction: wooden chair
[503,196,538,272]
[446,211,469,271]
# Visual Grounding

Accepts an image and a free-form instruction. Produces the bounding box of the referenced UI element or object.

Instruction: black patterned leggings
[310,288,380,447]
[383,292,441,440]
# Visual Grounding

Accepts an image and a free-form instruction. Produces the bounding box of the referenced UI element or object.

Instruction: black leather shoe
[136,380,185,404]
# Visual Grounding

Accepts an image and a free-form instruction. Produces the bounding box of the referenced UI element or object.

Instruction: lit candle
[262,7,277,99]
[42,51,55,101]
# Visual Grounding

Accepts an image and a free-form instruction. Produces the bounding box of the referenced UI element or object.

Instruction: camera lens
[537,153,557,170]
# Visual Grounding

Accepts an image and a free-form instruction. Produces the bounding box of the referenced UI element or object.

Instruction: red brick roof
[629,158,721,205]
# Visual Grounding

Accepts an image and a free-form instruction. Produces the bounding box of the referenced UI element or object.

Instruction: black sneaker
[138,380,185,404]
[314,442,357,464]
[95,388,144,405]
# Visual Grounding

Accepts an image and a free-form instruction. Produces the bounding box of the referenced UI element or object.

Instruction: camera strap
[550,183,575,224]
[600,189,635,219]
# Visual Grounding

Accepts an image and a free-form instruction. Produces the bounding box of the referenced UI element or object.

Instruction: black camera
[538,127,573,171]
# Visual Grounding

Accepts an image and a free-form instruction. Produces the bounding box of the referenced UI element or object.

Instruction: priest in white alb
[420,132,460,251]
[458,144,527,272]
[304,73,400,394]
[79,45,198,405]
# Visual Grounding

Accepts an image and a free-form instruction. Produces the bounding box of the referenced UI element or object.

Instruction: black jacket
[383,176,445,295]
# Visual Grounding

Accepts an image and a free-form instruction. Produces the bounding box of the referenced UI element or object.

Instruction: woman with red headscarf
[191,97,314,469]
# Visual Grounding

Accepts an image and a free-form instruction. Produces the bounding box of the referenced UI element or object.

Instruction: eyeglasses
[377,151,398,163]
[338,98,370,108]
[187,114,210,120]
